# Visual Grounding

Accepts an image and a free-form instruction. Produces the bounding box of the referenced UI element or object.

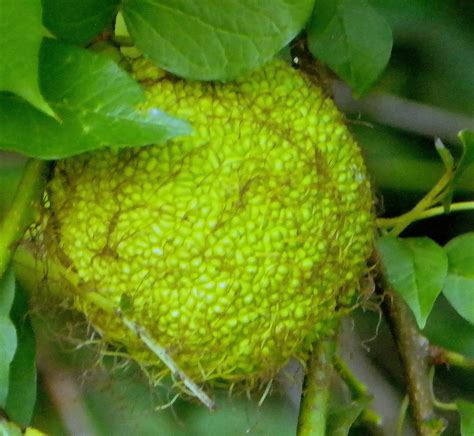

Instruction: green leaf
[0,267,15,317]
[307,0,392,95]
[443,233,474,324]
[434,132,474,211]
[434,138,454,173]
[326,398,368,436]
[0,163,26,219]
[454,130,474,186]
[0,418,22,436]
[5,284,36,426]
[377,236,448,329]
[0,319,17,408]
[458,400,474,436]
[0,39,191,159]
[434,138,455,210]
[122,0,314,80]
[42,0,120,45]
[0,0,54,116]
[0,267,17,408]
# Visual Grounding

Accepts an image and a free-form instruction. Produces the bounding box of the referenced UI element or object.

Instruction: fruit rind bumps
[42,59,374,384]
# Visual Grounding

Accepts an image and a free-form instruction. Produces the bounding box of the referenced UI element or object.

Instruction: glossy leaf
[0,418,22,436]
[0,273,16,410]
[0,321,17,397]
[434,138,455,210]
[0,0,53,116]
[443,233,474,324]
[0,267,15,318]
[42,0,120,45]
[454,130,474,185]
[0,39,191,159]
[437,131,474,211]
[122,0,314,80]
[0,268,17,407]
[377,236,448,329]
[458,400,474,436]
[326,398,368,436]
[307,0,392,95]
[5,285,37,426]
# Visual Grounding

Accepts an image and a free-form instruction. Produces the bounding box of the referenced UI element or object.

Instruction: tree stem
[381,289,446,435]
[297,340,335,436]
[0,159,50,277]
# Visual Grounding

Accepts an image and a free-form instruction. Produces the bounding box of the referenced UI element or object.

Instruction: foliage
[307,0,392,95]
[0,0,473,434]
[122,0,315,80]
[377,236,447,329]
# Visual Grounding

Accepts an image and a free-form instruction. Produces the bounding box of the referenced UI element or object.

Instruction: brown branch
[381,288,446,435]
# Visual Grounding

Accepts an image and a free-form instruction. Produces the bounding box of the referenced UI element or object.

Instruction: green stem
[386,169,453,237]
[377,201,474,229]
[333,356,382,427]
[428,367,458,412]
[396,395,409,436]
[297,340,335,436]
[432,399,458,412]
[0,160,50,277]
[333,355,369,397]
[429,345,474,369]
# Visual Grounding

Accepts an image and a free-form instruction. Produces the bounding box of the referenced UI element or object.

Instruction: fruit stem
[296,340,335,436]
[0,159,50,278]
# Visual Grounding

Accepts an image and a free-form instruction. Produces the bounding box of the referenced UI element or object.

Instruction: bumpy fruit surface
[41,59,373,384]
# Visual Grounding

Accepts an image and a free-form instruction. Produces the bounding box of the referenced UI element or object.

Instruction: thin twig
[397,395,410,436]
[297,340,335,436]
[333,354,370,397]
[0,160,50,277]
[14,244,216,410]
[333,355,382,427]
[119,312,215,410]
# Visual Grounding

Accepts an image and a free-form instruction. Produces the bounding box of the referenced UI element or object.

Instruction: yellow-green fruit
[41,59,373,385]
